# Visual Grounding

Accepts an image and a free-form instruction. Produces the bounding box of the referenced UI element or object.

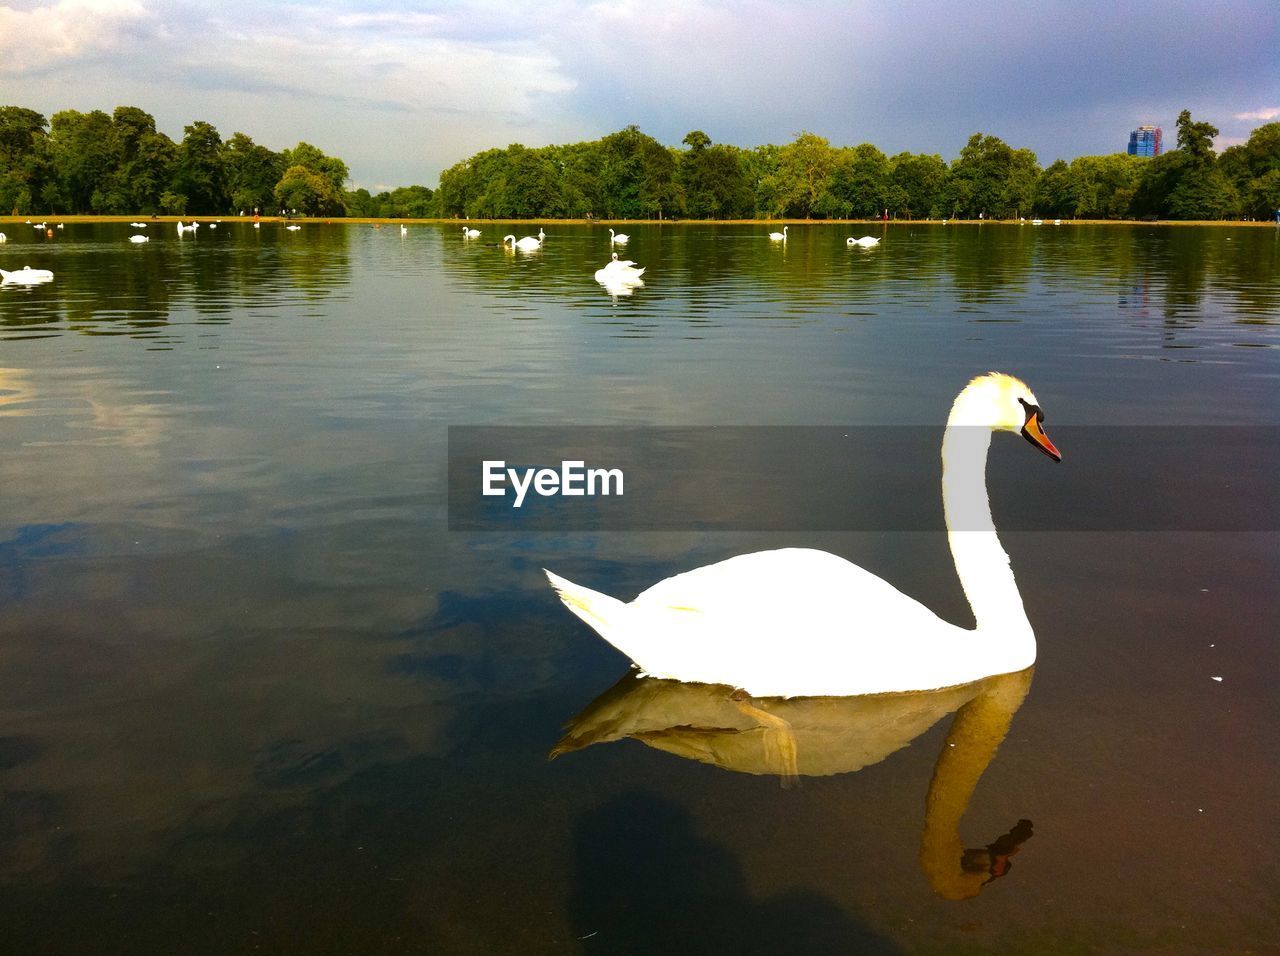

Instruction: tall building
[1127,125,1163,157]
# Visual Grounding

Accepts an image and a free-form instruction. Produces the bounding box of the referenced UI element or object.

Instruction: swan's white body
[1,266,54,285]
[594,251,645,284]
[0,233,6,242]
[130,222,146,228]
[769,226,788,241]
[463,227,481,238]
[608,228,629,244]
[547,373,1060,697]
[505,234,542,250]
[129,234,149,243]
[400,225,408,235]
[538,228,546,240]
[848,235,880,247]
[286,225,301,231]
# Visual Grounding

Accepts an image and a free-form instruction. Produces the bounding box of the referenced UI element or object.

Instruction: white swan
[608,228,629,245]
[1,266,55,285]
[546,372,1061,697]
[538,228,546,240]
[400,224,408,236]
[0,233,6,243]
[594,251,645,284]
[504,234,542,251]
[129,222,147,228]
[285,225,301,231]
[848,235,880,247]
[768,225,788,241]
[463,227,481,238]
[129,235,149,243]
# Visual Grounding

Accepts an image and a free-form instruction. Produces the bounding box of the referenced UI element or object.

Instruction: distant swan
[1,266,55,285]
[768,225,788,241]
[847,235,880,247]
[0,233,6,243]
[129,235,149,243]
[608,228,629,244]
[129,222,147,228]
[538,228,546,240]
[504,234,542,251]
[463,227,481,238]
[400,225,408,235]
[285,225,301,231]
[546,372,1062,697]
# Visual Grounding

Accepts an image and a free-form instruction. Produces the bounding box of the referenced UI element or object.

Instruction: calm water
[1,221,1277,953]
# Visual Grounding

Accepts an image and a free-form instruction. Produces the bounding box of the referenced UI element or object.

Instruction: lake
[1,220,1277,953]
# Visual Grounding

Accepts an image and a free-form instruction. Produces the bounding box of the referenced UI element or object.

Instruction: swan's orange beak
[1021,414,1061,462]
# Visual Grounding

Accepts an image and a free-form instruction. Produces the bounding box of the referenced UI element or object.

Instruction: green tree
[171,120,226,214]
[888,152,949,218]
[47,109,117,212]
[775,132,836,218]
[946,133,1035,218]
[274,164,343,215]
[678,131,752,218]
[281,141,349,196]
[827,143,891,218]
[0,106,51,214]
[1175,109,1218,163]
[223,132,285,214]
[1218,123,1280,218]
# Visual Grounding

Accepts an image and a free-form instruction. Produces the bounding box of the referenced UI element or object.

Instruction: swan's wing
[626,548,960,695]
[633,548,936,627]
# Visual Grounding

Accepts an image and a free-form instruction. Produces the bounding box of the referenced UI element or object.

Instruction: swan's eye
[1017,397,1044,424]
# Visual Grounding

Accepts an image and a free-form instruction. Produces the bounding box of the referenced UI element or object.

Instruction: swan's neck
[940,414,1032,639]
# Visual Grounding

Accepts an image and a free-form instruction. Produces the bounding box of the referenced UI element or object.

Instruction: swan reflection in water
[553,666,1034,900]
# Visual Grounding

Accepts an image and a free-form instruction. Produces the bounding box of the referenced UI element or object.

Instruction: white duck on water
[546,372,1061,697]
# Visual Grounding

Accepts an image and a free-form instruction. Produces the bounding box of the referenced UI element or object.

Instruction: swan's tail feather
[544,569,632,656]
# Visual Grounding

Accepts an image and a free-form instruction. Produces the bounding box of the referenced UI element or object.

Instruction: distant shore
[2,215,1274,228]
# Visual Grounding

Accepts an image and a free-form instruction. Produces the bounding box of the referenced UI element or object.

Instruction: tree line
[3,105,1277,221]
[0,105,431,218]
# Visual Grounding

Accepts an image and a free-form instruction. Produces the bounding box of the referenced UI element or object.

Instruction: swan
[504,234,542,251]
[847,235,880,247]
[129,222,147,228]
[463,227,481,238]
[538,228,546,240]
[546,372,1061,697]
[400,225,408,236]
[286,225,301,231]
[1,266,55,285]
[594,251,645,284]
[129,235,149,243]
[608,228,629,244]
[0,233,6,243]
[768,225,787,241]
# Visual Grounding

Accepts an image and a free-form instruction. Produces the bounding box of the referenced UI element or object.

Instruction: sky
[1,0,1277,191]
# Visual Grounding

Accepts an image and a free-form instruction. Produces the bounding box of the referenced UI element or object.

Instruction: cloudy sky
[1,0,1277,190]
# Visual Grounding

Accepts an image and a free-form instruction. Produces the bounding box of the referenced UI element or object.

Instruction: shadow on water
[570,788,900,954]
